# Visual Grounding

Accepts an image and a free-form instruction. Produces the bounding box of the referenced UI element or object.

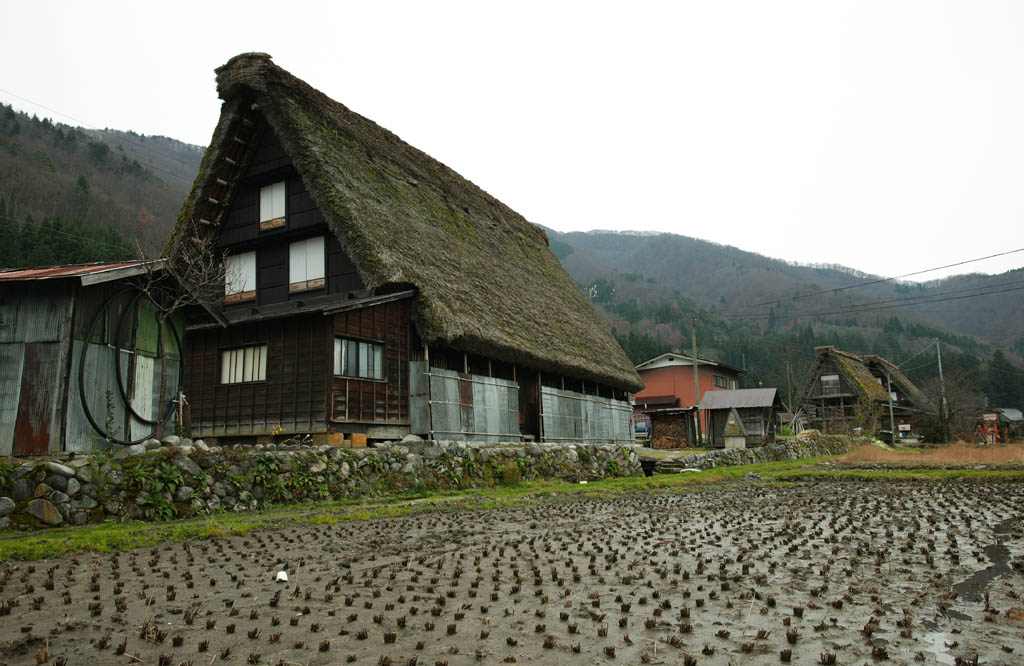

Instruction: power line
[0,214,140,254]
[0,88,198,184]
[726,285,1024,324]
[735,247,1024,310]
[727,279,1024,320]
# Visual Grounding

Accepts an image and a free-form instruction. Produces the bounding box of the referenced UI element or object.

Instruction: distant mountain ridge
[0,104,202,257]
[547,228,1024,353]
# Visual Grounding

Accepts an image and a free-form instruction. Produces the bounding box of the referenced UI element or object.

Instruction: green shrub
[919,417,950,445]
[137,485,175,521]
[0,458,13,488]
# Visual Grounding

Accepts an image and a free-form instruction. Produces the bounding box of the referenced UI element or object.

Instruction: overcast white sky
[2,1,1022,281]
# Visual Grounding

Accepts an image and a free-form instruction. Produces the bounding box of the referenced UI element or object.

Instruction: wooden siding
[186,313,331,437]
[330,300,410,426]
[215,124,365,307]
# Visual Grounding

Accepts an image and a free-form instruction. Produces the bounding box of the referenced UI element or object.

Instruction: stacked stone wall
[0,438,641,530]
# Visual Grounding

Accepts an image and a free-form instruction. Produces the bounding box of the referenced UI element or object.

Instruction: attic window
[259,181,286,230]
[289,236,325,293]
[820,374,840,395]
[225,251,256,303]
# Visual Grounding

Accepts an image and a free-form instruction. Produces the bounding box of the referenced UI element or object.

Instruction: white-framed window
[259,181,286,230]
[289,235,325,292]
[334,337,383,380]
[220,344,268,384]
[730,379,737,390]
[820,374,840,395]
[225,251,256,303]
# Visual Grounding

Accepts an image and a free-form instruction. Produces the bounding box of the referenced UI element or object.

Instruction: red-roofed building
[633,352,746,444]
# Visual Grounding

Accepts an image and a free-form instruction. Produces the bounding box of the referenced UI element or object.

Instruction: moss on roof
[174,53,641,392]
[864,355,936,413]
[828,348,889,403]
[803,346,934,414]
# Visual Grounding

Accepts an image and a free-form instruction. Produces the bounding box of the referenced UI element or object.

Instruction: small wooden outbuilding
[699,388,784,448]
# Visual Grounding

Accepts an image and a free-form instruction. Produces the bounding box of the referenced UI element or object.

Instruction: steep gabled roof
[799,346,935,414]
[171,53,641,392]
[864,355,935,413]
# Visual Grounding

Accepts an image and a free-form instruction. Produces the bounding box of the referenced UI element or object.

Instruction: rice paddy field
[2,468,1023,666]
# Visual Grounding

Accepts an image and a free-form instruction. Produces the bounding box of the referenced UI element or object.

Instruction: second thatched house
[169,53,641,446]
[797,346,935,436]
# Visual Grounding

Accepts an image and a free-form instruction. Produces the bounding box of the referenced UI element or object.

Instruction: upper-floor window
[334,337,383,380]
[820,374,840,395]
[730,379,737,390]
[220,344,267,384]
[225,251,256,303]
[260,181,286,230]
[289,236,325,293]
[713,375,728,389]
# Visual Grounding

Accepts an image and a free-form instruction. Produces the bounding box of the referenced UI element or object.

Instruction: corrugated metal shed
[541,387,633,444]
[0,263,181,455]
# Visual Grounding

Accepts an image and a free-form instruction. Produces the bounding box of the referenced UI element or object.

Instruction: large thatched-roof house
[171,53,640,445]
[797,346,935,436]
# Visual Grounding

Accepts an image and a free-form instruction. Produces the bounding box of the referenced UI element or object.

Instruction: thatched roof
[172,53,641,392]
[799,346,934,413]
[864,355,935,414]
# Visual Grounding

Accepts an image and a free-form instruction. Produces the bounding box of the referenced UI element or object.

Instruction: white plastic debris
[275,571,288,582]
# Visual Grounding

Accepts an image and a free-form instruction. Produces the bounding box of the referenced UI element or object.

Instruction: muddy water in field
[2,481,1024,665]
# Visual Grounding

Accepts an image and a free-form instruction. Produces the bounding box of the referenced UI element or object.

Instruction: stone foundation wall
[653,435,859,473]
[0,437,641,530]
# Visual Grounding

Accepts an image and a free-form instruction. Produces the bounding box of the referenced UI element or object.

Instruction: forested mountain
[549,229,1024,423]
[0,103,201,265]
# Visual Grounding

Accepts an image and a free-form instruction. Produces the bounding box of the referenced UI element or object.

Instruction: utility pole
[691,312,702,446]
[786,361,794,416]
[935,339,949,421]
[886,372,897,444]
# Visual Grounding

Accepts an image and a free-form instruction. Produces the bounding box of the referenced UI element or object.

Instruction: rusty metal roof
[0,260,163,285]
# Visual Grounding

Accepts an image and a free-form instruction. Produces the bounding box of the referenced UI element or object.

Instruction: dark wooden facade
[186,313,330,437]
[330,299,411,428]
[214,125,366,305]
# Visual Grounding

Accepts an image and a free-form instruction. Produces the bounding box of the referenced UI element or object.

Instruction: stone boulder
[26,498,63,526]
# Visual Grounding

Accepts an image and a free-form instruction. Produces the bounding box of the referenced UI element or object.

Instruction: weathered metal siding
[0,345,24,455]
[64,342,129,452]
[541,387,634,444]
[0,283,72,455]
[408,364,520,442]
